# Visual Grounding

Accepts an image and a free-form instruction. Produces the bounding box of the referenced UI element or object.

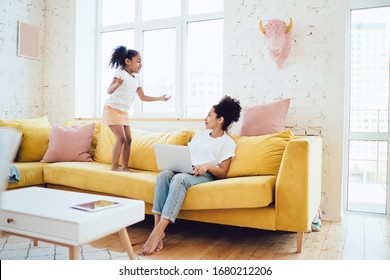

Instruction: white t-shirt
[188,131,236,166]
[104,70,141,112]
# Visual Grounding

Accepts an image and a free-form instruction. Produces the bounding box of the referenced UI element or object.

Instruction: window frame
[343,0,390,216]
[96,0,224,119]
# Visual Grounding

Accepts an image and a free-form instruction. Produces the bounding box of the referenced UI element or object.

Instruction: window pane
[100,30,134,114]
[187,19,223,117]
[142,28,176,113]
[188,0,223,15]
[347,140,387,214]
[141,0,180,21]
[349,7,390,132]
[102,0,134,26]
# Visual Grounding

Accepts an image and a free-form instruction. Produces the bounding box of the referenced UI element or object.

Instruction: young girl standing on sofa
[103,46,170,171]
[139,95,241,256]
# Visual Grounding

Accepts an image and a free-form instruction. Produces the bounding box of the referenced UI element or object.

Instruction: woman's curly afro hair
[213,95,242,131]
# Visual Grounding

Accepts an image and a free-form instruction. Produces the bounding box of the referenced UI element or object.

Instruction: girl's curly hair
[109,45,139,70]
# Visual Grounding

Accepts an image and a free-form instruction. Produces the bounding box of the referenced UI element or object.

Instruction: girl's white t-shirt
[104,70,141,112]
[188,131,236,166]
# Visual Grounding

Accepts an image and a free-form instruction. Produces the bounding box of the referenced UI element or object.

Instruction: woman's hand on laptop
[192,163,211,176]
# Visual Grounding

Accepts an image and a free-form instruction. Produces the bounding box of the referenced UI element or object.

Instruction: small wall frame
[17,21,40,60]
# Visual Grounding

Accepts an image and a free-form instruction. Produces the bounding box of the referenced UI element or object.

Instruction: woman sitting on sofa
[139,95,242,256]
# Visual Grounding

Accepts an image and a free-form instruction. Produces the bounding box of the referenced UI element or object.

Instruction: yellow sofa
[3,117,322,253]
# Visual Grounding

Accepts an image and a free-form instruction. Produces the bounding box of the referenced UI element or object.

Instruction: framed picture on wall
[17,21,39,60]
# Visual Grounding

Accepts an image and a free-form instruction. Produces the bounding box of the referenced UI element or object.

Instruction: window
[187,19,223,116]
[97,0,224,118]
[141,0,180,20]
[345,1,390,215]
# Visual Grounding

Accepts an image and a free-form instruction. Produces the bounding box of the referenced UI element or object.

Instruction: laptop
[154,143,194,174]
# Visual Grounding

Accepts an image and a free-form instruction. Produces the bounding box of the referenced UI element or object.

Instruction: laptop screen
[154,144,194,174]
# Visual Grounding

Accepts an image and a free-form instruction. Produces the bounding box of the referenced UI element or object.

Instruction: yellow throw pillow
[1,116,51,162]
[64,120,102,157]
[94,127,193,171]
[93,125,115,164]
[227,129,294,177]
[16,117,51,162]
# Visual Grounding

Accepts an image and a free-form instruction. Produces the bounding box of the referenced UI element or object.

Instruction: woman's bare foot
[120,168,131,172]
[139,229,164,255]
[156,232,165,252]
[111,166,121,171]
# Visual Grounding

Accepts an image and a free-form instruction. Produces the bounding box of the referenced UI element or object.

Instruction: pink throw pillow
[41,122,95,163]
[239,98,290,136]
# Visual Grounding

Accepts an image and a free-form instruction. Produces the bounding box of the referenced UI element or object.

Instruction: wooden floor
[90,213,390,260]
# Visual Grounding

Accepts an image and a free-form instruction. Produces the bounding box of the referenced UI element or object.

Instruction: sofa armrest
[275,136,322,232]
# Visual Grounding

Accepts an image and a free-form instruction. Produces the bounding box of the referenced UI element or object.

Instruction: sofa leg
[297,232,304,253]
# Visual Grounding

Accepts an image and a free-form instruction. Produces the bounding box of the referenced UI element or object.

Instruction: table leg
[69,246,80,260]
[119,227,137,260]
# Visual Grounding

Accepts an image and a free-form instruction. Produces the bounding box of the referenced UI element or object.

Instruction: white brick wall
[0,0,44,118]
[41,0,75,125]
[0,0,74,123]
[225,0,337,136]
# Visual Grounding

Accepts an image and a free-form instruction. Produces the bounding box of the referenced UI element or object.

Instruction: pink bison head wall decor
[259,17,293,69]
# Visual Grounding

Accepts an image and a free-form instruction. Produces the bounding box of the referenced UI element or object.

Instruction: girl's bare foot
[111,166,121,171]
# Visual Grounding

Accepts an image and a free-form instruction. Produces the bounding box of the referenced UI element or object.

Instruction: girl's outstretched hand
[160,95,171,101]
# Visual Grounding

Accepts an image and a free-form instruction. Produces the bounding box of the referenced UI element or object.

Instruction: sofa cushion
[64,120,102,157]
[7,162,47,189]
[240,98,290,136]
[43,161,276,210]
[44,162,158,203]
[181,175,276,210]
[0,116,52,162]
[41,123,95,163]
[94,127,194,172]
[227,129,294,177]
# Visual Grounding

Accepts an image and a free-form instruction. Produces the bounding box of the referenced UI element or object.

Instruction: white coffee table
[0,187,144,260]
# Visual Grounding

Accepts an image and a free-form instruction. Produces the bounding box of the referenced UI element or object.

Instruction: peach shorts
[102,106,130,126]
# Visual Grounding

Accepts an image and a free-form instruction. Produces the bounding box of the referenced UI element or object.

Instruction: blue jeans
[152,170,214,223]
